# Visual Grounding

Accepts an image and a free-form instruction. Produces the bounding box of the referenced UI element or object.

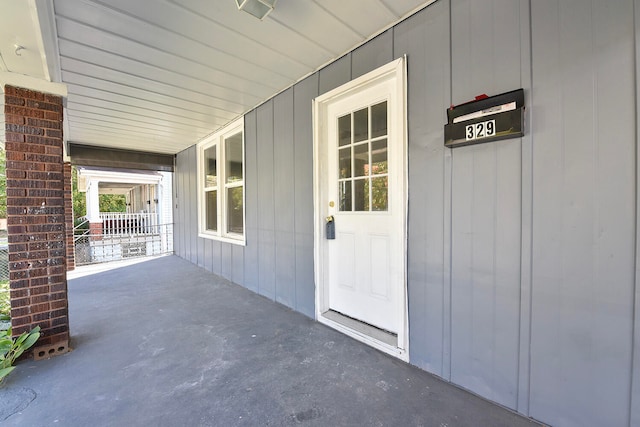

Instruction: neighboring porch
[73,167,174,265]
[0,255,539,426]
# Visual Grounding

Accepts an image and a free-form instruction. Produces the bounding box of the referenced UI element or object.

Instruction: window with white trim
[198,117,245,244]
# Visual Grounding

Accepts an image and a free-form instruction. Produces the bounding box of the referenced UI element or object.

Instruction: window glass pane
[227,186,244,234]
[353,143,369,177]
[353,108,368,142]
[204,146,217,187]
[206,190,217,231]
[371,139,387,175]
[339,180,352,211]
[338,114,351,147]
[371,101,387,138]
[225,132,243,183]
[354,178,368,211]
[339,147,351,179]
[371,177,388,211]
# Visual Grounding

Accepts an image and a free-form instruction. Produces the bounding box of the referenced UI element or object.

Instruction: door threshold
[319,310,407,361]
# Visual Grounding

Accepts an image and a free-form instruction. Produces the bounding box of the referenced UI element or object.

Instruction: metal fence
[0,229,8,283]
[74,221,173,266]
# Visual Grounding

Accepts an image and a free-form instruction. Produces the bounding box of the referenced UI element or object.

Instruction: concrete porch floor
[2,255,543,426]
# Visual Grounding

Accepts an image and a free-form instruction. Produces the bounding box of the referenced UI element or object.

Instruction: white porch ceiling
[2,0,430,155]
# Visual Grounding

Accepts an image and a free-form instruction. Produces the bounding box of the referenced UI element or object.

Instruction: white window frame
[197,116,246,245]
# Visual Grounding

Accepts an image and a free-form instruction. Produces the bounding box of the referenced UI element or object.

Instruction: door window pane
[206,190,217,231]
[339,181,352,211]
[339,147,352,179]
[371,177,388,211]
[371,101,387,138]
[227,187,243,234]
[353,143,369,177]
[338,114,351,147]
[371,139,387,175]
[225,132,243,183]
[353,108,368,142]
[354,178,368,211]
[204,146,217,187]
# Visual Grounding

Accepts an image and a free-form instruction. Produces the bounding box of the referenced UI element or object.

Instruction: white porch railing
[100,212,160,235]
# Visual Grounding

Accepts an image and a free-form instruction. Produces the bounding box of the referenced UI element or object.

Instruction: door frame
[313,57,409,361]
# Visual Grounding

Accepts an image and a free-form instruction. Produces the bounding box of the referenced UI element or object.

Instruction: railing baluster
[96,212,163,237]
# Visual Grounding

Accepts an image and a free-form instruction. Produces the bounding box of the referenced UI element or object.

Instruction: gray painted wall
[174,1,640,425]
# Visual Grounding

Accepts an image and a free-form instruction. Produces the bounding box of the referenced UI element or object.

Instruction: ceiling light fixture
[235,0,276,20]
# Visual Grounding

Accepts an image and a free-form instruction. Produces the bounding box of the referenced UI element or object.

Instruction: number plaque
[444,89,524,148]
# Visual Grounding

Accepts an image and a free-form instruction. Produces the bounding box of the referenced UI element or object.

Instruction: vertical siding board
[204,238,213,272]
[221,243,232,280]
[191,147,199,265]
[197,237,205,268]
[530,1,635,426]
[633,1,640,424]
[517,0,533,415]
[591,3,635,423]
[232,244,244,285]
[178,150,189,259]
[244,109,259,292]
[181,148,191,261]
[188,146,198,264]
[180,150,188,259]
[318,55,352,95]
[257,101,276,299]
[211,240,222,275]
[352,29,394,79]
[450,146,475,385]
[449,0,522,410]
[394,0,450,376]
[293,74,319,318]
[274,89,296,308]
[173,151,182,258]
[182,147,191,262]
[493,139,522,404]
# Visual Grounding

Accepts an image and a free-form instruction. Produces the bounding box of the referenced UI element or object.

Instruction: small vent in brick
[33,341,70,361]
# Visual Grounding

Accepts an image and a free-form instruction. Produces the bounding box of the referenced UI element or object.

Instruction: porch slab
[2,256,542,426]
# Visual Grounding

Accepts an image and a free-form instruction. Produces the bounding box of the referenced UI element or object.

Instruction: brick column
[64,162,75,271]
[4,85,70,358]
[89,221,103,240]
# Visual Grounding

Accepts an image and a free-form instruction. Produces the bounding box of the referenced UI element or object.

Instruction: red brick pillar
[4,85,70,358]
[89,221,103,240]
[64,163,75,271]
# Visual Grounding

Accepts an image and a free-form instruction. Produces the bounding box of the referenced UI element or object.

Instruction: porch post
[86,179,103,237]
[3,84,70,358]
[64,162,75,271]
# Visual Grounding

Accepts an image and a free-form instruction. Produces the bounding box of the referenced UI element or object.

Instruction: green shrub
[0,326,40,385]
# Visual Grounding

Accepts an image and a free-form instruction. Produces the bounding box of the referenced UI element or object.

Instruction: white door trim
[313,57,409,361]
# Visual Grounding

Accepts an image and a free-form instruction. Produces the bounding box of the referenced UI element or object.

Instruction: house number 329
[465,119,496,141]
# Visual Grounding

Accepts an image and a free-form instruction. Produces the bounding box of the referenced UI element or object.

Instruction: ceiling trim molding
[32,0,63,83]
[78,168,163,185]
[0,71,68,97]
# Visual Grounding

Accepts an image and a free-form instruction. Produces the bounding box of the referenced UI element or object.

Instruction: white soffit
[9,0,431,155]
[0,0,49,80]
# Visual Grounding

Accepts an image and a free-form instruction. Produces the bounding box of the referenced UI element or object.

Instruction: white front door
[314,58,407,358]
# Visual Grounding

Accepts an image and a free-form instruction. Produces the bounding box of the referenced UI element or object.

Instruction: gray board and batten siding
[174,1,640,426]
